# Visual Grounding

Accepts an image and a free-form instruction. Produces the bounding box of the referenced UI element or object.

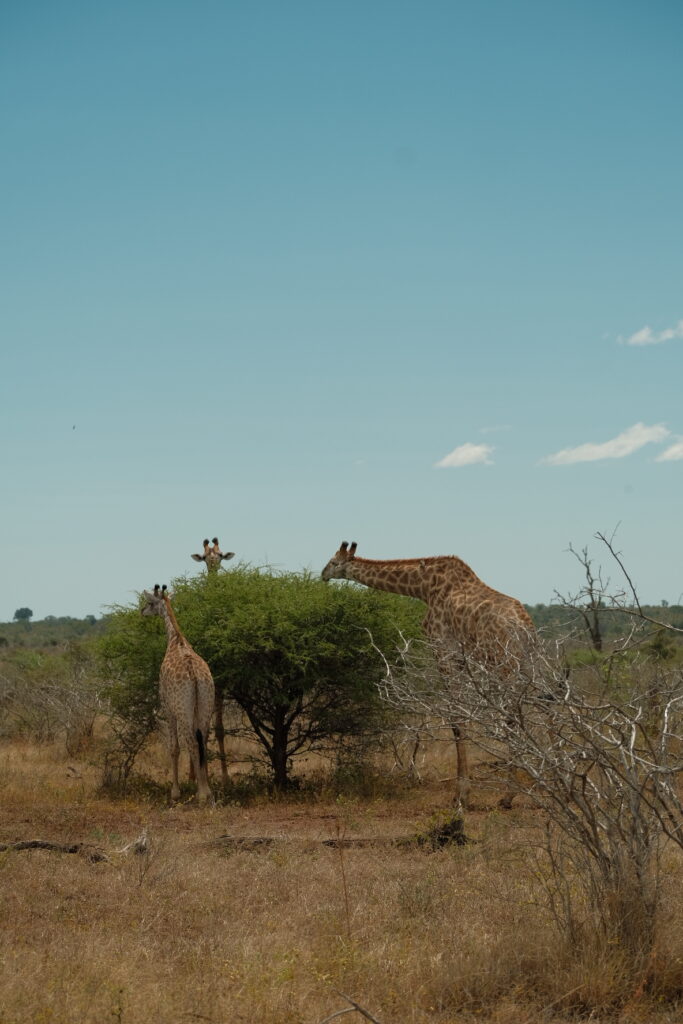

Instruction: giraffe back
[422,564,535,669]
[160,640,214,740]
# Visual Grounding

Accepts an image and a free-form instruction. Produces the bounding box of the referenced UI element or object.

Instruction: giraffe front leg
[168,715,181,802]
[452,723,471,811]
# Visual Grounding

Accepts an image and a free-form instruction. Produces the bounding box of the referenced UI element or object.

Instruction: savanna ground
[3,732,683,1024]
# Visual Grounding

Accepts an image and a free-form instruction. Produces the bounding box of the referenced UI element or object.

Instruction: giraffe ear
[349,542,357,556]
[191,554,205,562]
[221,552,235,561]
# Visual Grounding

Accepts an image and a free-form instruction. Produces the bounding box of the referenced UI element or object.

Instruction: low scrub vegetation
[2,547,683,1022]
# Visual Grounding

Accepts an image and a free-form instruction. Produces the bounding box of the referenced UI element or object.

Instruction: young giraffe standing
[321,541,535,808]
[190,536,235,787]
[141,585,214,805]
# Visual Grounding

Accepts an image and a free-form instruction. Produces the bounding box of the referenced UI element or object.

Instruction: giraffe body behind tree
[141,585,214,805]
[321,542,535,807]
[189,536,235,786]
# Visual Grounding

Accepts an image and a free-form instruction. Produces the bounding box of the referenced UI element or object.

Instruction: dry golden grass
[2,738,683,1024]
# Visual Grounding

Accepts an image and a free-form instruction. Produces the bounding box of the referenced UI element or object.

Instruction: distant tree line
[526,602,683,641]
[0,614,107,649]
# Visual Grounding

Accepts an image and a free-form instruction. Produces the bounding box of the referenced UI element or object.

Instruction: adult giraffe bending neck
[190,537,235,787]
[141,585,214,805]
[321,541,535,808]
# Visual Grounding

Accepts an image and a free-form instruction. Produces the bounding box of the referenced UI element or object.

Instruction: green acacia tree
[100,566,423,790]
[98,597,167,788]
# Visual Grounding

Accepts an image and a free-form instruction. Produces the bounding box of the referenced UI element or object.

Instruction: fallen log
[206,835,276,850]
[0,840,108,863]
[206,832,473,851]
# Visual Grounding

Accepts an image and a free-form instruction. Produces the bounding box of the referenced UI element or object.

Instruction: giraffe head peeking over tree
[321,541,536,808]
[191,537,235,574]
[141,584,214,805]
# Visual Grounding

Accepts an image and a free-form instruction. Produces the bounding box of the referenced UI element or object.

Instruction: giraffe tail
[196,729,206,768]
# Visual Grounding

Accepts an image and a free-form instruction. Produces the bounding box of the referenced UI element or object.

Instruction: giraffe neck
[345,558,430,600]
[161,598,186,646]
[345,556,480,602]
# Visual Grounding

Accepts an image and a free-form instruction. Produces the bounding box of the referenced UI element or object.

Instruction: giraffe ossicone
[321,540,536,809]
[141,583,215,805]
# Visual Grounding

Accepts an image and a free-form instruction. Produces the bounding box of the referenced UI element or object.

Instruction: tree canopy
[99,565,424,788]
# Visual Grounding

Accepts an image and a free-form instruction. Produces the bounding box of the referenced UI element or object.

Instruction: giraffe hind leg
[179,720,213,806]
[167,715,181,802]
[196,728,206,766]
[194,727,213,805]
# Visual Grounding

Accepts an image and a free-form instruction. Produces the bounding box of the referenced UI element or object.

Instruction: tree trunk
[271,706,290,791]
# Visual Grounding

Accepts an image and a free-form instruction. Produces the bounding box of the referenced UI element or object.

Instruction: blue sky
[1,0,682,620]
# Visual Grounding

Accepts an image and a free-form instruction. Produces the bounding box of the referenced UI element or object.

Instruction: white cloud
[542,423,670,466]
[435,442,494,468]
[620,319,683,346]
[656,438,683,462]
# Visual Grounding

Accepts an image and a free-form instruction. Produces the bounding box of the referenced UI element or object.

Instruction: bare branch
[334,993,384,1023]
[318,1009,357,1023]
[372,613,683,953]
[595,529,642,614]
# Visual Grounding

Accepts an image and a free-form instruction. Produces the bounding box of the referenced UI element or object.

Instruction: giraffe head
[141,584,169,617]
[321,541,358,581]
[191,537,235,574]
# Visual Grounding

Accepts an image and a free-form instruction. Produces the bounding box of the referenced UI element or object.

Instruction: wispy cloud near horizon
[435,442,494,468]
[620,319,683,346]
[542,423,670,466]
